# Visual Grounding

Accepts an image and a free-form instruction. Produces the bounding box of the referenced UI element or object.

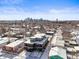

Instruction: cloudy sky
[0,0,79,20]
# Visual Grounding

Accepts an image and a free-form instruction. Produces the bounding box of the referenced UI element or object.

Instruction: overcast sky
[0,0,79,21]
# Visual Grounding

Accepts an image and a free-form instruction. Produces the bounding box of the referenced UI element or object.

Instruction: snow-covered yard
[0,41,51,59]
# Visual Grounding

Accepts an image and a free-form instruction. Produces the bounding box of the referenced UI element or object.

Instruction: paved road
[26,37,52,59]
[0,36,52,59]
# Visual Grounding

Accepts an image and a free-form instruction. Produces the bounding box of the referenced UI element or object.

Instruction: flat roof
[0,38,3,41]
[34,33,46,37]
[0,39,8,44]
[25,37,48,45]
[67,47,76,52]
[71,31,79,35]
[3,37,18,40]
[49,47,67,59]
[69,41,77,44]
[6,40,24,47]
[51,36,64,47]
[4,31,16,35]
[74,46,79,51]
[46,31,54,33]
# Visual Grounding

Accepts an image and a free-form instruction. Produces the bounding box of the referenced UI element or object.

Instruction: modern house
[24,33,48,51]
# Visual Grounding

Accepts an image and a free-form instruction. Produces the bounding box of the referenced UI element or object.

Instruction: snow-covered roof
[69,41,77,45]
[51,35,64,47]
[2,37,18,43]
[6,40,24,47]
[71,30,79,35]
[67,47,76,52]
[25,33,48,45]
[46,31,54,34]
[34,33,46,38]
[71,37,76,40]
[0,38,8,44]
[3,37,18,40]
[25,37,48,45]
[34,26,40,29]
[49,47,67,59]
[4,31,16,35]
[11,28,25,31]
[74,46,79,51]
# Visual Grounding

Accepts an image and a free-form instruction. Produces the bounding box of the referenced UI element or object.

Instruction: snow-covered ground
[0,39,51,59]
[0,45,51,59]
[0,28,58,59]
